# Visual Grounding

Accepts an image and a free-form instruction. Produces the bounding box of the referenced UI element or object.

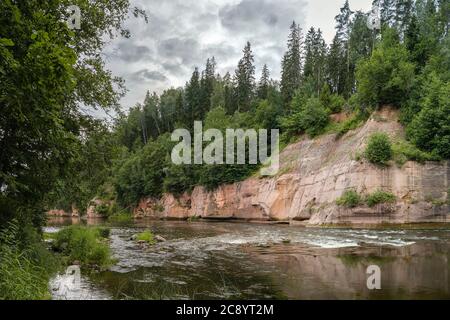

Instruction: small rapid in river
[46,219,450,300]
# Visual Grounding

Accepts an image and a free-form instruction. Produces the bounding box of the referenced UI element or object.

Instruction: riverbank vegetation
[52,226,112,269]
[0,221,60,300]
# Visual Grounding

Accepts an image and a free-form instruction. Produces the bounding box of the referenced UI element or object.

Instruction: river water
[45,218,450,300]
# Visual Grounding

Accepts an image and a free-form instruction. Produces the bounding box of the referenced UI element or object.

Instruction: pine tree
[257,64,270,100]
[143,91,161,139]
[185,68,201,129]
[335,0,354,41]
[223,72,236,115]
[280,21,303,110]
[234,42,255,112]
[327,34,346,94]
[304,28,327,95]
[199,57,216,116]
[348,11,376,93]
[334,0,354,97]
[174,91,184,126]
[303,27,316,79]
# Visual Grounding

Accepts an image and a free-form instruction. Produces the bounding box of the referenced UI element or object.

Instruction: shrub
[95,203,110,216]
[319,84,345,114]
[280,97,329,137]
[52,226,112,268]
[136,231,156,244]
[366,190,396,207]
[336,190,362,208]
[365,133,393,165]
[392,140,437,166]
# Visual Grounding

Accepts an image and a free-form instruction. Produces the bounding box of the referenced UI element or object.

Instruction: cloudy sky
[103,0,373,111]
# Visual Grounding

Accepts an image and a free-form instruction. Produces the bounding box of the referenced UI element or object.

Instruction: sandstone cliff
[134,108,449,225]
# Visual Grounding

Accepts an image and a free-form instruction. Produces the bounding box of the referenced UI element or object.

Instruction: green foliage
[0,221,59,300]
[336,190,362,208]
[336,112,367,137]
[355,28,416,109]
[114,135,171,207]
[406,74,450,158]
[366,190,396,207]
[392,140,438,166]
[365,133,393,165]
[280,96,329,137]
[52,226,112,268]
[135,231,156,244]
[319,84,346,114]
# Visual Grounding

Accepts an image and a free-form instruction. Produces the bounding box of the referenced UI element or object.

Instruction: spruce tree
[327,34,346,94]
[334,0,354,97]
[280,21,303,110]
[200,57,216,116]
[304,28,327,95]
[185,68,201,129]
[257,64,270,100]
[303,27,316,79]
[223,72,236,115]
[234,42,255,112]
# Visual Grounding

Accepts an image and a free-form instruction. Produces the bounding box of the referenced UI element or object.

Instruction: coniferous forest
[0,0,449,300]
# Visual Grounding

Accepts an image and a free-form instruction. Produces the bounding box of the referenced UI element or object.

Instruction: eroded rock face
[134,109,449,225]
[47,205,80,218]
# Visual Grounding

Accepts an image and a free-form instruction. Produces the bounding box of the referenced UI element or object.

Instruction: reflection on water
[46,218,450,300]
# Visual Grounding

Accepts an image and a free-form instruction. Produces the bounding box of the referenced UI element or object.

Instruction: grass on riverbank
[0,221,60,300]
[52,226,113,269]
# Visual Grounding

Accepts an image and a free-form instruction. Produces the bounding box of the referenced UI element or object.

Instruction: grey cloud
[131,69,168,82]
[219,0,307,34]
[158,38,200,64]
[113,43,153,62]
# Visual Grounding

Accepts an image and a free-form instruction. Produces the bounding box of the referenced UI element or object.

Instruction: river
[45,218,450,300]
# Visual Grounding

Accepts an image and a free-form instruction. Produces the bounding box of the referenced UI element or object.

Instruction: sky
[103,0,373,111]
